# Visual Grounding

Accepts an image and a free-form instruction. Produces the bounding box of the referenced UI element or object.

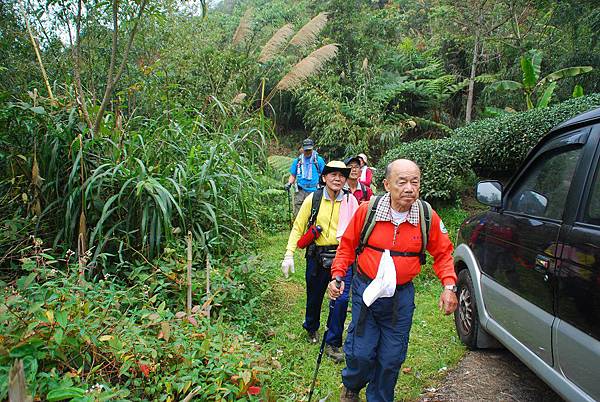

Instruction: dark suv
[453,107,600,402]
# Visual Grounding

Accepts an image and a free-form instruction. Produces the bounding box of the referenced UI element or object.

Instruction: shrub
[375,136,476,202]
[458,93,600,176]
[0,246,272,401]
[376,93,600,201]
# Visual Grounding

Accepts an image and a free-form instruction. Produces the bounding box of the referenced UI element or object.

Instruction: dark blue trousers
[303,254,353,347]
[342,274,415,402]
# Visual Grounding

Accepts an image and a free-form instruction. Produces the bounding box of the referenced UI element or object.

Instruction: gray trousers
[293,188,310,216]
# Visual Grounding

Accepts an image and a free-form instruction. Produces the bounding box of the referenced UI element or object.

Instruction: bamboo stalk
[19,0,55,103]
[186,231,192,315]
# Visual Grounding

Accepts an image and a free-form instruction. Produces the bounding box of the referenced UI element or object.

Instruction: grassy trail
[253,206,468,401]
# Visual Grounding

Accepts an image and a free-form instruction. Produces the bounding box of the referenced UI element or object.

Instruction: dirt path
[417,349,563,402]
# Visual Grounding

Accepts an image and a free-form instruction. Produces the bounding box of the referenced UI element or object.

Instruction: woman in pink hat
[357,153,372,187]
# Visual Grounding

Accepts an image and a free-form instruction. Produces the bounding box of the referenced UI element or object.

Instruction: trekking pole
[287,187,293,228]
[307,276,342,402]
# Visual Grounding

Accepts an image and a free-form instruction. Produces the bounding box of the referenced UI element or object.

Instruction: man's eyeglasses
[348,165,361,170]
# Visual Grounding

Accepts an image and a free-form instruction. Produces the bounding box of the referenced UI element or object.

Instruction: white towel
[362,249,396,307]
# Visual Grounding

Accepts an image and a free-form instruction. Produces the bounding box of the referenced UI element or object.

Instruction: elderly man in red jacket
[328,159,458,402]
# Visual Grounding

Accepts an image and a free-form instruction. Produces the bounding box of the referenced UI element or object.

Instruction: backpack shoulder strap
[314,153,322,175]
[417,199,433,264]
[356,195,382,255]
[296,155,303,176]
[307,188,324,228]
[360,183,368,201]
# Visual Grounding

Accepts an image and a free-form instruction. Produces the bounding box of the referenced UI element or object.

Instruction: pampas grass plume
[276,44,338,91]
[258,24,295,63]
[289,12,328,50]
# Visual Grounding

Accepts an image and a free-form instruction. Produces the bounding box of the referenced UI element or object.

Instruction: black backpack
[355,196,433,265]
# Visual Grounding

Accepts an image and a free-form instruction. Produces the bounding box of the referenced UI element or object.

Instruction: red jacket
[331,201,456,286]
[351,183,373,203]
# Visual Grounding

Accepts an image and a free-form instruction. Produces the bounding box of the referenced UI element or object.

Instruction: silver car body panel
[482,276,554,365]
[454,243,596,402]
[554,319,600,401]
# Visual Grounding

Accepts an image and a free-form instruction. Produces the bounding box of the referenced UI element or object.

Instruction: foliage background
[0,0,599,400]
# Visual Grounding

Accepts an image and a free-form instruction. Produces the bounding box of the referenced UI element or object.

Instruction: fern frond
[425,75,457,94]
[289,12,328,50]
[259,24,295,63]
[276,44,339,91]
[406,62,444,79]
[410,116,453,136]
[232,8,252,46]
[268,155,294,180]
[448,74,499,94]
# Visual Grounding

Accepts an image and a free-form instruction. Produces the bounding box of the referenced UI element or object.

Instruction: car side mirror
[476,180,503,208]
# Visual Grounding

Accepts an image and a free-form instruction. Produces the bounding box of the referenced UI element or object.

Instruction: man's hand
[281,254,295,278]
[438,289,458,315]
[327,279,344,300]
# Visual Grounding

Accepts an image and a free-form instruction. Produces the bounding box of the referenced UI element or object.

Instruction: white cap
[358,153,368,164]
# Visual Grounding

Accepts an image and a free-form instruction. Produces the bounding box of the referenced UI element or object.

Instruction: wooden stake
[9,359,32,402]
[186,231,192,315]
[205,253,211,319]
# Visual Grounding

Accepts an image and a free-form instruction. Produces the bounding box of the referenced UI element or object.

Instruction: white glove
[281,253,295,278]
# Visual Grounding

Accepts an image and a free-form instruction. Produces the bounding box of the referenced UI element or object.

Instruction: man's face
[347,161,361,180]
[323,171,347,192]
[303,149,313,157]
[383,161,420,211]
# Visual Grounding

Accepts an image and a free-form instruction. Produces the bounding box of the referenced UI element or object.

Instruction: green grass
[252,206,469,401]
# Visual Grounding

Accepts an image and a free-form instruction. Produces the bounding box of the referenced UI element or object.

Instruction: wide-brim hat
[322,160,351,178]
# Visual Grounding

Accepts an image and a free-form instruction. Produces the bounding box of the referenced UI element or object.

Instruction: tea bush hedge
[376,93,600,202]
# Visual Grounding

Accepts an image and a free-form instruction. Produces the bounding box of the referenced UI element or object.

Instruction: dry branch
[258,23,295,63]
[232,8,252,46]
[93,0,149,137]
[289,12,328,50]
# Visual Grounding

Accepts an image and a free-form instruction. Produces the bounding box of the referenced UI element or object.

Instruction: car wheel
[454,269,480,349]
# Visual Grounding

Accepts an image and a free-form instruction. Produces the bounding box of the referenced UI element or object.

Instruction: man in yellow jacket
[281,161,359,363]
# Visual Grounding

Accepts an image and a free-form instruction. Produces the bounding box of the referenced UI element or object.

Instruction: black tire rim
[458,286,473,335]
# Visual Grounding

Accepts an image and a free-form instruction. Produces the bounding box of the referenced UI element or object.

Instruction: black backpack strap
[295,155,303,177]
[359,183,367,201]
[356,195,382,256]
[417,199,432,265]
[364,244,422,258]
[314,152,322,175]
[307,188,324,228]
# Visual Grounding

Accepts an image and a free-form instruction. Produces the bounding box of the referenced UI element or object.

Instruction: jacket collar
[323,187,345,202]
[374,193,419,226]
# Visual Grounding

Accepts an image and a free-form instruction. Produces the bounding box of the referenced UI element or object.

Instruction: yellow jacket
[286,190,344,254]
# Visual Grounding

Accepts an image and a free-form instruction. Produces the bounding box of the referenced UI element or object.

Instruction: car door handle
[535,255,550,273]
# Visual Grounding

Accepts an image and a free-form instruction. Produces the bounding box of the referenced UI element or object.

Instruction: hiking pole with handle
[286,185,293,228]
[307,276,342,402]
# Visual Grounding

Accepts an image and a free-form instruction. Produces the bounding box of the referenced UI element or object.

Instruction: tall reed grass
[0,97,270,274]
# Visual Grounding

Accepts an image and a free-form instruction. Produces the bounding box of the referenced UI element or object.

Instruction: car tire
[454,269,480,349]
